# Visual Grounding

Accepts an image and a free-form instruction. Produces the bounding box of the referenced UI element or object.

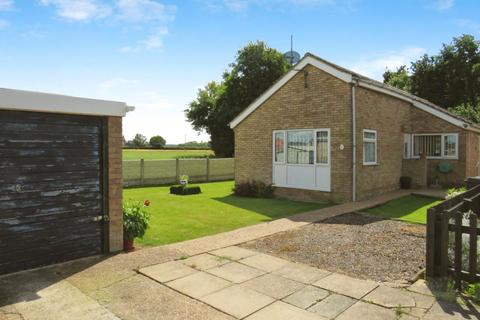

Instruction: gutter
[351,78,358,202]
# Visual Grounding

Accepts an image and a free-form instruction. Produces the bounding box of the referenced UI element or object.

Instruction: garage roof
[0,88,134,117]
[229,53,480,132]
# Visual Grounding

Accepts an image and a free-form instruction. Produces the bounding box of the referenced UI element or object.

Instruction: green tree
[383,34,480,109]
[448,103,480,123]
[186,41,290,157]
[149,135,166,148]
[383,65,412,92]
[132,133,147,147]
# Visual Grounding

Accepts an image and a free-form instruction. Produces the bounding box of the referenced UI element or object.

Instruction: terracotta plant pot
[124,237,135,252]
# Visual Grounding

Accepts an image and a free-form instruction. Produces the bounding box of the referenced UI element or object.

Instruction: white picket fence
[123,158,234,187]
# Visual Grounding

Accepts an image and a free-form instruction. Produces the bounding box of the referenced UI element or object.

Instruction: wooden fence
[426,177,480,288]
[123,158,234,187]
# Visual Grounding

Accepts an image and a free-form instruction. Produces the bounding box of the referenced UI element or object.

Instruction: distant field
[123,149,215,160]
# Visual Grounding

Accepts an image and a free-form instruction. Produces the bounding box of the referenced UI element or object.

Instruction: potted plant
[123,200,151,252]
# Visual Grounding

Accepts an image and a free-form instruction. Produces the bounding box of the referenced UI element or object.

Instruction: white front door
[273,129,331,192]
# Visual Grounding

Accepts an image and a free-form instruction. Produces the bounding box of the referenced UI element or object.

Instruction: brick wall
[234,65,353,203]
[107,116,123,252]
[355,87,411,200]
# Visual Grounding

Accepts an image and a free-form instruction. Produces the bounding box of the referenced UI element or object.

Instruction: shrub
[465,283,480,302]
[233,180,274,198]
[170,185,201,195]
[123,200,151,240]
[399,176,412,189]
[445,187,466,199]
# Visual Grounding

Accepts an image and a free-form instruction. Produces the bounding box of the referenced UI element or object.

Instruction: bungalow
[229,53,480,203]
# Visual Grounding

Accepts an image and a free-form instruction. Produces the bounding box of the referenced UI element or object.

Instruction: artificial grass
[123,149,214,160]
[362,194,443,224]
[123,181,329,247]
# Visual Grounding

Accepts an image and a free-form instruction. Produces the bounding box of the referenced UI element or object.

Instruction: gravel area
[241,213,426,283]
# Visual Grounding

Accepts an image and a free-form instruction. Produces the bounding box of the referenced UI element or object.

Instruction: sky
[0,0,479,144]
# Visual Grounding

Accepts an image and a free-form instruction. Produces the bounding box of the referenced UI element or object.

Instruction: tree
[186,41,290,157]
[383,34,480,109]
[448,103,480,123]
[383,65,412,92]
[132,134,147,147]
[149,135,166,148]
[122,136,127,147]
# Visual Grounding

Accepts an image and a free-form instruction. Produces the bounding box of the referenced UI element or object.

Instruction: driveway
[1,245,478,320]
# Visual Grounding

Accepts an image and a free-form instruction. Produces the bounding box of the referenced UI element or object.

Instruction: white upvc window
[363,129,377,165]
[411,133,458,159]
[272,129,330,166]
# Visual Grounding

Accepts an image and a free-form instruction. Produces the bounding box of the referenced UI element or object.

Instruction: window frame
[363,129,378,166]
[272,128,330,167]
[411,133,458,159]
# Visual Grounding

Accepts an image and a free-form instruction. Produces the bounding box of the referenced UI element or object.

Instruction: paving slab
[307,294,355,319]
[423,300,480,320]
[239,253,290,272]
[313,273,378,299]
[283,285,330,309]
[200,285,275,319]
[242,273,305,299]
[406,279,436,296]
[206,262,265,283]
[335,301,397,320]
[166,272,232,299]
[209,246,259,261]
[362,285,415,308]
[11,279,118,320]
[139,261,197,283]
[181,254,230,271]
[92,275,234,320]
[273,262,331,284]
[245,301,327,320]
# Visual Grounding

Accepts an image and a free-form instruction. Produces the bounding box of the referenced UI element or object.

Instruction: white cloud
[433,0,454,11]
[345,47,426,80]
[116,0,176,23]
[39,0,112,21]
[0,0,13,11]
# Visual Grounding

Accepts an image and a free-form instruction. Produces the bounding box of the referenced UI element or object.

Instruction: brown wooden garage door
[0,111,106,275]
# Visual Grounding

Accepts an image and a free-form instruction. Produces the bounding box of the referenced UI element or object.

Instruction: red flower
[144,200,151,207]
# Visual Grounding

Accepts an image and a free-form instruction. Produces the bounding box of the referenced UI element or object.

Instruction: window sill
[363,162,378,166]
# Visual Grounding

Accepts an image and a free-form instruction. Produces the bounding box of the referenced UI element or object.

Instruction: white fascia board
[229,56,353,128]
[0,88,133,117]
[357,81,469,130]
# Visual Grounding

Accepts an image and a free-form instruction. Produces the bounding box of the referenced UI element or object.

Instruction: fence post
[175,158,180,184]
[454,211,463,289]
[426,207,436,278]
[140,159,145,186]
[469,212,478,283]
[206,157,210,182]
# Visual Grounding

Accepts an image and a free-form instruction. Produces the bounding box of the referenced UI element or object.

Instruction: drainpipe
[351,79,358,202]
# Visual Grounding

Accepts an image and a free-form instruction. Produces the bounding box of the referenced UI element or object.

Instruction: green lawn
[123,149,214,160]
[123,181,329,247]
[362,194,443,224]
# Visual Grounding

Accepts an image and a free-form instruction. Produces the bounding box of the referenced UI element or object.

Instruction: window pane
[364,141,376,163]
[364,131,376,140]
[444,135,456,157]
[413,135,441,157]
[274,132,284,162]
[316,131,328,164]
[287,131,314,164]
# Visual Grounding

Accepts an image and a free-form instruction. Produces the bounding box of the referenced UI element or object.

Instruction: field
[123,149,214,160]
[123,181,329,246]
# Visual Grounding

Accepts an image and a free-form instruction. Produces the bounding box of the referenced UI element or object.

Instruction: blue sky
[0,0,479,143]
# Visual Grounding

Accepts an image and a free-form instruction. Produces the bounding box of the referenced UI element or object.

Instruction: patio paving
[136,246,467,319]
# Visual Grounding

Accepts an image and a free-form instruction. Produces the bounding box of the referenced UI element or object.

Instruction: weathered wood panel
[0,110,105,275]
